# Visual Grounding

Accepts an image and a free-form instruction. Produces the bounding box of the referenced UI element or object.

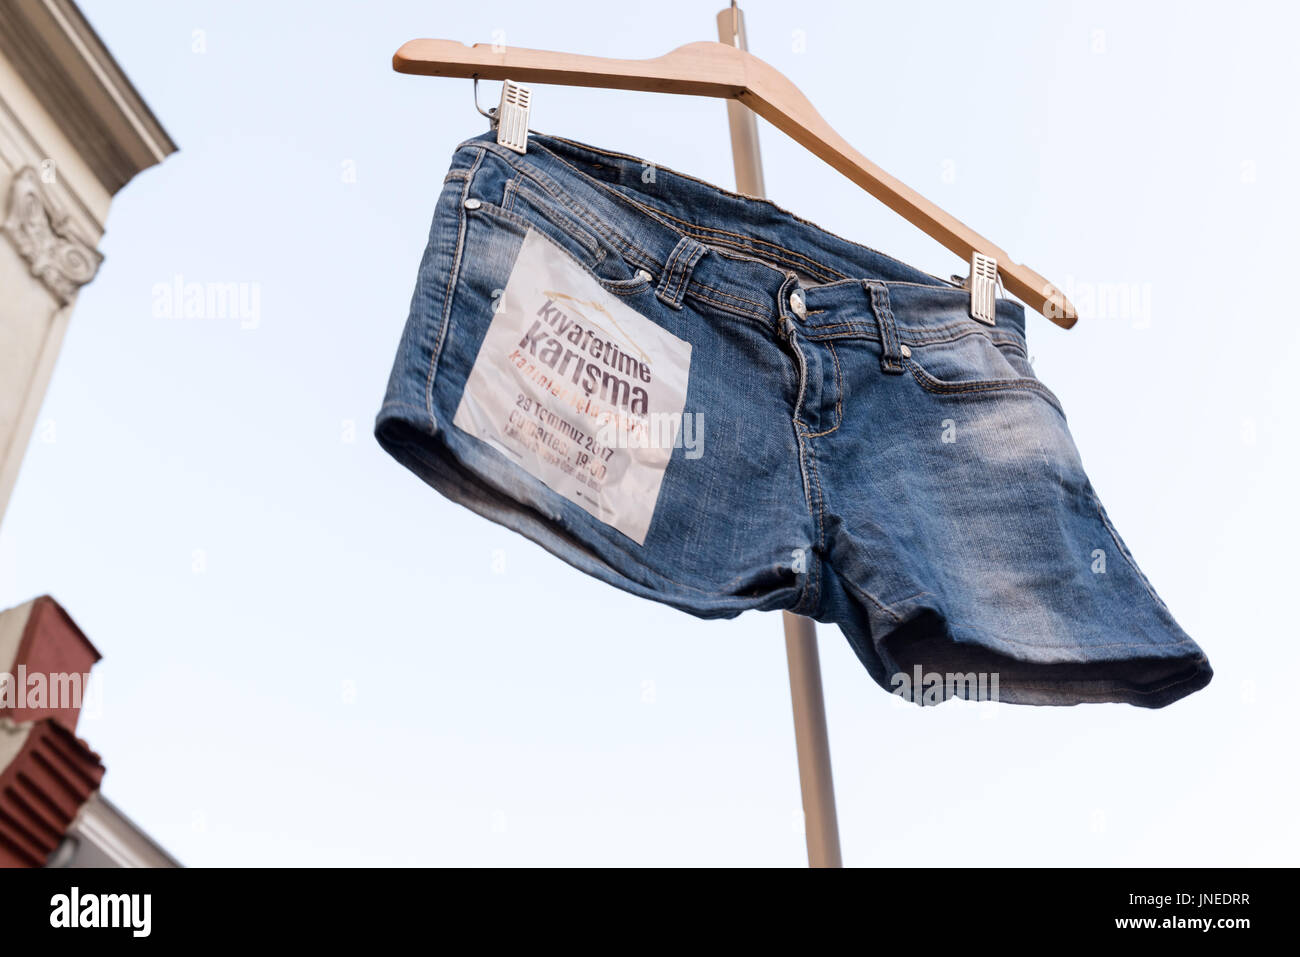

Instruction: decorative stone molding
[0,0,177,195]
[57,793,182,868]
[2,165,103,303]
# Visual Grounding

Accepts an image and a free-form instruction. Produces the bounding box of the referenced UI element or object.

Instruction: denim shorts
[376,130,1212,708]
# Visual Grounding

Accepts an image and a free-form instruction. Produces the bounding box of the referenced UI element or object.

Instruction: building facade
[0,0,177,866]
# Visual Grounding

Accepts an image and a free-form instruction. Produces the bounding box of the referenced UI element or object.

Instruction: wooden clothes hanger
[393,28,1076,329]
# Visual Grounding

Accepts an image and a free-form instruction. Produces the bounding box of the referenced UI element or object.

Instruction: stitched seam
[512,149,666,269]
[666,242,706,306]
[674,245,706,302]
[856,588,1202,653]
[377,400,431,416]
[868,282,903,371]
[792,300,1026,342]
[800,322,1024,350]
[803,322,876,339]
[487,141,844,283]
[493,135,964,291]
[666,254,687,303]
[803,342,844,438]
[944,620,1201,652]
[641,212,845,283]
[425,148,484,420]
[656,239,686,301]
[790,443,815,616]
[829,341,843,430]
[907,591,1197,650]
[601,279,653,297]
[537,133,937,281]
[905,358,1066,417]
[518,186,659,281]
[686,289,771,326]
[470,200,580,249]
[615,545,805,599]
[807,277,967,294]
[803,432,827,555]
[504,167,681,283]
[791,429,825,616]
[657,237,697,306]
[467,202,656,300]
[501,174,520,213]
[1000,673,1207,695]
[688,279,766,312]
[481,151,663,271]
[907,324,1027,349]
[472,142,787,322]
[503,183,602,261]
[877,279,967,290]
[792,429,815,578]
[840,574,904,624]
[597,192,846,282]
[1093,493,1176,616]
[808,450,825,611]
[509,141,676,254]
[788,330,809,429]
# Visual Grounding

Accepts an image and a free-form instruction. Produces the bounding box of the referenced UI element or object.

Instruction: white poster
[453,228,692,545]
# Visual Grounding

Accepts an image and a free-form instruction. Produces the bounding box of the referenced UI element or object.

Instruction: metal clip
[495,80,531,154]
[966,252,998,326]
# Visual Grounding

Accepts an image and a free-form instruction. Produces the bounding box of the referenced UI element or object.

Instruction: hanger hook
[472,76,497,125]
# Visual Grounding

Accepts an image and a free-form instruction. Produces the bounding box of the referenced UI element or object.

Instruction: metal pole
[716,4,843,869]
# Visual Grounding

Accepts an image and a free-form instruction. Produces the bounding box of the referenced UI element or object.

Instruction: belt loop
[864,280,904,374]
[655,236,708,310]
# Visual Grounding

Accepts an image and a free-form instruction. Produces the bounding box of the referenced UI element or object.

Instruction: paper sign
[453,229,692,545]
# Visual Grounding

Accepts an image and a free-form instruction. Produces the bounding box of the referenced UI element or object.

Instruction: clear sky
[1,0,1296,865]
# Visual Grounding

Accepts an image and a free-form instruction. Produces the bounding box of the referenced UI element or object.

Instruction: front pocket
[904,331,1066,417]
[472,195,602,271]
[468,200,652,299]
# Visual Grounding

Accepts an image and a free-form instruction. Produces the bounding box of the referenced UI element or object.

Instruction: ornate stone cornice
[0,0,176,195]
[2,165,103,303]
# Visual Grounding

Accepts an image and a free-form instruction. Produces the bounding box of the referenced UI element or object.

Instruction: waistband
[456,130,1028,345]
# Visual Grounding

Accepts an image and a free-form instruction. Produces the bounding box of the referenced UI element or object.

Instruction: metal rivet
[900,343,912,358]
[636,269,652,282]
[789,288,806,318]
[463,198,481,210]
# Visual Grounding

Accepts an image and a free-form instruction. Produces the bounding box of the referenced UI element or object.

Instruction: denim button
[900,343,912,358]
[636,269,652,282]
[463,198,482,210]
[789,288,806,318]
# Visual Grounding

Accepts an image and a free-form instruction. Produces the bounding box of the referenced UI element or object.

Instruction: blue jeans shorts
[376,130,1212,708]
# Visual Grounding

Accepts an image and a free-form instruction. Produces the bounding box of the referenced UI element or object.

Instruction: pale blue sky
[1,0,1296,865]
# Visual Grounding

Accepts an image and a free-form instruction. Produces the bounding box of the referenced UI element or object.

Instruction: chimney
[0,596,101,732]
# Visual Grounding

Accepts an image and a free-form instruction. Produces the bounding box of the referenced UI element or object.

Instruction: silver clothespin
[495,80,531,154]
[473,78,532,154]
[966,251,998,326]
